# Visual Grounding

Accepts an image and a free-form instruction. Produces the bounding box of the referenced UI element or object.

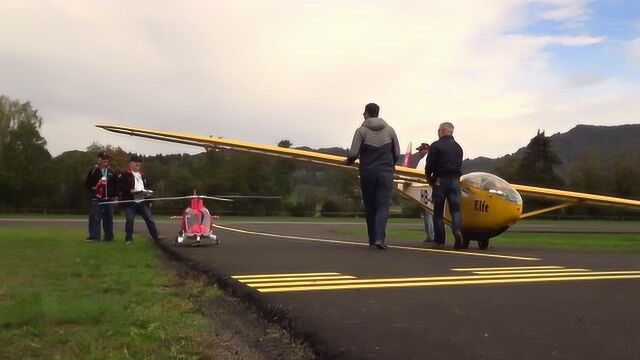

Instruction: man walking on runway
[346,103,401,250]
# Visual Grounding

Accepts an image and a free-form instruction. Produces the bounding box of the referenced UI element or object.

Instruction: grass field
[337,228,640,252]
[0,227,217,360]
[4,213,640,229]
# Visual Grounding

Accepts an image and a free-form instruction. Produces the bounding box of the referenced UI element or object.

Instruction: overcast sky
[1,0,639,159]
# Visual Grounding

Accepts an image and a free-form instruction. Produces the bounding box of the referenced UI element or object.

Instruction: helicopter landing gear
[175,232,185,245]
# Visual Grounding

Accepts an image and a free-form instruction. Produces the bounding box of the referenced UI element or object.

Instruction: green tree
[515,130,564,188]
[0,96,51,209]
[86,142,129,170]
[569,152,608,194]
[277,140,292,148]
[0,96,44,169]
[493,154,520,182]
[568,152,609,215]
[612,155,640,198]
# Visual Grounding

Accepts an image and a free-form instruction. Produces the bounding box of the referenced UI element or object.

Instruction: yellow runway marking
[243,271,639,288]
[257,274,640,293]
[232,272,341,279]
[452,266,562,271]
[233,269,640,293]
[242,275,356,283]
[215,224,541,261]
[472,268,589,275]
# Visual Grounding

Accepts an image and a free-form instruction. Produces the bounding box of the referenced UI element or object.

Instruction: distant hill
[295,146,349,157]
[463,124,640,175]
[250,124,640,175]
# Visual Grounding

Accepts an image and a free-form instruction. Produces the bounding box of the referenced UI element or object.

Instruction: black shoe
[85,237,98,242]
[423,238,434,244]
[453,231,464,250]
[153,235,166,241]
[374,241,387,250]
[431,243,445,250]
[103,237,114,242]
[368,244,376,249]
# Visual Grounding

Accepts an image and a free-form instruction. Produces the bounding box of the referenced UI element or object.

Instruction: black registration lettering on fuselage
[474,200,489,213]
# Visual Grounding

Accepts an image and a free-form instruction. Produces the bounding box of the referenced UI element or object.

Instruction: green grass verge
[337,228,640,252]
[0,214,408,223]
[0,227,217,360]
[2,214,640,226]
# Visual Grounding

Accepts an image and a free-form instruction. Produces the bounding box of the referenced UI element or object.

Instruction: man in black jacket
[425,122,464,249]
[118,155,161,244]
[346,103,401,250]
[84,152,118,242]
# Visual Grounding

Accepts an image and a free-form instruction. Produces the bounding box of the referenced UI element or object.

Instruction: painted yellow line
[248,271,640,288]
[387,245,540,261]
[452,266,562,271]
[257,274,640,293]
[232,272,341,279]
[473,268,589,275]
[214,224,541,261]
[239,275,356,283]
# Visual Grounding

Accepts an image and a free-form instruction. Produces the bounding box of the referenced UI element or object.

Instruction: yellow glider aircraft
[97,124,640,249]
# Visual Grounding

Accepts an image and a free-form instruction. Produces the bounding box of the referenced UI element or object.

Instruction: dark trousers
[360,171,394,245]
[88,201,114,240]
[432,175,463,245]
[123,203,159,241]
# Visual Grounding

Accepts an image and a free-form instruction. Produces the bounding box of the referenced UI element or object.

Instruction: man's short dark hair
[97,151,109,160]
[364,103,380,118]
[129,155,143,163]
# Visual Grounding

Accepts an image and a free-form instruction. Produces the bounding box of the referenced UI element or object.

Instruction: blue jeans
[360,171,394,245]
[88,201,114,240]
[123,203,159,241]
[432,176,462,245]
[423,210,434,241]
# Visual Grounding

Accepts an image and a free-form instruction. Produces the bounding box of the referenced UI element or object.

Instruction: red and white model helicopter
[102,191,280,246]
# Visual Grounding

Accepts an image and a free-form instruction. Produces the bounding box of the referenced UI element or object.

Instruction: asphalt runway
[3,218,640,360]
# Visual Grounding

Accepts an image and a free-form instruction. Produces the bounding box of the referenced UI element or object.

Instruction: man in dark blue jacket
[84,152,118,242]
[346,103,401,250]
[425,122,464,249]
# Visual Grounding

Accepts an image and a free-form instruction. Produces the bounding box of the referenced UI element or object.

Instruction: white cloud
[0,0,634,159]
[530,35,604,46]
[532,0,593,29]
[536,0,592,21]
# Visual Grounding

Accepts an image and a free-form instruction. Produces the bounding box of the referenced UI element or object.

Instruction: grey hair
[439,122,454,134]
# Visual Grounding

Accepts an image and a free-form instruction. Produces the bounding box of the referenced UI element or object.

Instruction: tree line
[1,95,638,217]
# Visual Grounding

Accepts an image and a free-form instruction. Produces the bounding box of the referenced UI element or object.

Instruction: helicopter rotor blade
[198,196,235,202]
[212,195,282,199]
[98,196,195,205]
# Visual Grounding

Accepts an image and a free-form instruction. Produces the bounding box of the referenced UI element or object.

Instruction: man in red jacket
[117,155,162,244]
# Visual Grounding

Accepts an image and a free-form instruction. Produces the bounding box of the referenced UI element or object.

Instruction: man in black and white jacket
[118,155,162,244]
